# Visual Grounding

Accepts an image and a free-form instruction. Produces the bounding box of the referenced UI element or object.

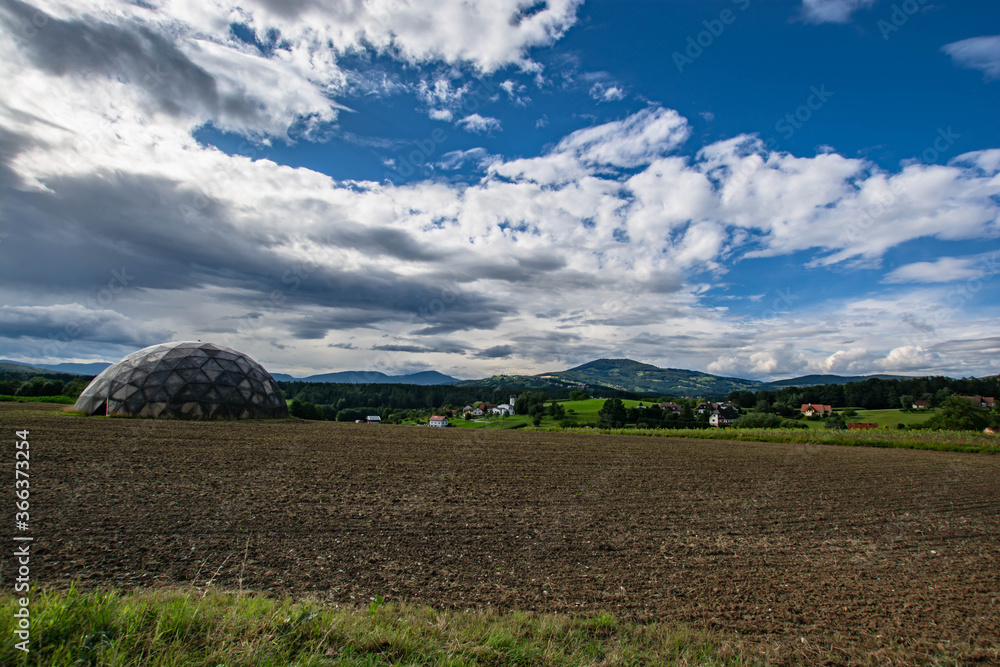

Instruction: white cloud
[435,147,491,170]
[800,0,874,24]
[942,35,1000,81]
[428,108,454,122]
[555,107,691,167]
[456,113,502,134]
[589,82,625,102]
[883,254,1000,284]
[3,0,1000,379]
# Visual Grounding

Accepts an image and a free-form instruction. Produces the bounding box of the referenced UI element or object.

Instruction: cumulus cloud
[800,0,874,24]
[3,3,1000,378]
[456,113,502,134]
[942,35,1000,81]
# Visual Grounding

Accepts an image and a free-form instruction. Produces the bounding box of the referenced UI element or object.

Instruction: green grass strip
[0,586,765,666]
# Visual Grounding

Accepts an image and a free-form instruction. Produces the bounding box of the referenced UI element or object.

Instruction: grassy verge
[0,394,75,404]
[536,426,1000,453]
[0,586,762,666]
[2,586,983,666]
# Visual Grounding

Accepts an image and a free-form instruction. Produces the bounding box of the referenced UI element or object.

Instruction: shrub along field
[6,401,1000,665]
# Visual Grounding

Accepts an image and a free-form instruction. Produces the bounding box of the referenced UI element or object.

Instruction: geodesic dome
[73,342,289,419]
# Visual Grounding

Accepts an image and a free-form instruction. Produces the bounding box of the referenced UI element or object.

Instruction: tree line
[727,375,999,413]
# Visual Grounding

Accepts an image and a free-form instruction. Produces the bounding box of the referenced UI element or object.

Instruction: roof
[429,415,448,421]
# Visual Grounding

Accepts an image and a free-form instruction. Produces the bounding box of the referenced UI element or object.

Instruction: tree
[62,378,90,398]
[923,396,990,431]
[532,415,542,427]
[598,398,627,428]
[290,400,324,420]
[569,390,588,401]
[899,394,915,411]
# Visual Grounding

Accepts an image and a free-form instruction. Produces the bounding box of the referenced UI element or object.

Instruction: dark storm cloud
[0,0,261,123]
[423,252,572,286]
[409,306,510,336]
[0,167,514,338]
[325,226,442,262]
[475,344,515,359]
[372,341,468,354]
[0,304,170,345]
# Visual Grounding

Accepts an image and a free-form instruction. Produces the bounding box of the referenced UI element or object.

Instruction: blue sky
[1,0,999,380]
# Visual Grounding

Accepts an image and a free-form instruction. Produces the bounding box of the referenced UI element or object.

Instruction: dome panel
[72,342,288,420]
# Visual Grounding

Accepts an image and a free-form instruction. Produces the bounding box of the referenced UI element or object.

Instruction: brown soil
[5,403,1000,660]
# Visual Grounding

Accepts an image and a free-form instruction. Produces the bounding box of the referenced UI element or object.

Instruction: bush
[732,412,784,429]
[783,420,810,429]
[923,396,990,431]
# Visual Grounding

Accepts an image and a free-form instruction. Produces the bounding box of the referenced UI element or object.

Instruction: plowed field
[5,403,1000,656]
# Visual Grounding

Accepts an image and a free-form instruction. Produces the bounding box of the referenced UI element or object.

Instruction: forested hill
[545,358,763,395]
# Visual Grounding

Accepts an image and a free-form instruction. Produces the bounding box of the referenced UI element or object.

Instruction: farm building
[73,341,288,419]
[429,415,449,427]
[963,395,995,408]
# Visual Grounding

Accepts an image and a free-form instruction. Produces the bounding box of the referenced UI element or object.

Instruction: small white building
[366,415,381,424]
[491,405,513,416]
[429,415,448,427]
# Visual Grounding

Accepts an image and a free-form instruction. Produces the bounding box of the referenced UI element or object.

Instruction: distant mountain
[762,373,913,389]
[0,361,58,376]
[457,358,763,397]
[0,360,106,376]
[538,358,764,396]
[289,369,459,385]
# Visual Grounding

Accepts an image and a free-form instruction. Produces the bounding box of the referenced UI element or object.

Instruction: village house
[912,400,930,409]
[695,401,718,414]
[429,415,448,427]
[660,401,682,415]
[709,406,739,427]
[800,403,832,417]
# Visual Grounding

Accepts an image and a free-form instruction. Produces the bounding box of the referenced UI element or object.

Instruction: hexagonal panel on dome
[74,342,288,419]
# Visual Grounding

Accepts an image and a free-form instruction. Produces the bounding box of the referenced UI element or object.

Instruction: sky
[1,0,999,381]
